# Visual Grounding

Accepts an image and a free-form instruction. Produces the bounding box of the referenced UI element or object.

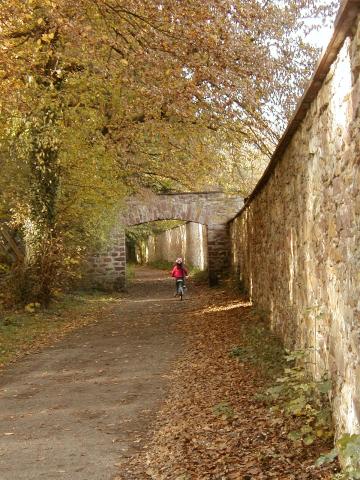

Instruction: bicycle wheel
[176,280,184,300]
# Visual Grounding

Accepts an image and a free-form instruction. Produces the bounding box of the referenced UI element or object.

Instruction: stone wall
[89,191,243,288]
[123,191,243,227]
[146,222,208,269]
[229,15,360,436]
[86,228,126,291]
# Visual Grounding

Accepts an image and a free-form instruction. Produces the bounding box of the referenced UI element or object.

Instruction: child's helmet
[176,257,183,264]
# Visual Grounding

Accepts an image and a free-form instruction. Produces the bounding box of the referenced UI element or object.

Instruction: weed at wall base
[228,316,338,475]
[317,434,360,479]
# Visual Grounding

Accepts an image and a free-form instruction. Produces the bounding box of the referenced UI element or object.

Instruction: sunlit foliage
[0,0,336,303]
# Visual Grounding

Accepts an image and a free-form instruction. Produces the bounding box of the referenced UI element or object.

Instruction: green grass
[126,262,136,282]
[0,291,119,368]
[190,268,208,284]
[148,259,174,271]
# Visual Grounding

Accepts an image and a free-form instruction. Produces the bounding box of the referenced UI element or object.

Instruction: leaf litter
[115,287,338,480]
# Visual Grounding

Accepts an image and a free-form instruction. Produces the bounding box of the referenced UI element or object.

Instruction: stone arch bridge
[88,192,243,289]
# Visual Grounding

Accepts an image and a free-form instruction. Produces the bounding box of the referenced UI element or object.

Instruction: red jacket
[171,264,188,279]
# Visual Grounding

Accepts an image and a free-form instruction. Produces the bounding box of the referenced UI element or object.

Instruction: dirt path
[0,267,191,480]
[115,278,337,480]
[0,268,337,480]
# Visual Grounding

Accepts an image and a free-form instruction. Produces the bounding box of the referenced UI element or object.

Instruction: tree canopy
[0,0,337,303]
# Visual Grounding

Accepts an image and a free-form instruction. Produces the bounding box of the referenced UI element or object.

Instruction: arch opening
[126,220,208,274]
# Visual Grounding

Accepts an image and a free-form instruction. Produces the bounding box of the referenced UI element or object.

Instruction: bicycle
[176,278,185,300]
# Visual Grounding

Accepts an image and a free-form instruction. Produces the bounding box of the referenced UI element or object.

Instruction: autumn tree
[0,1,126,304]
[0,0,337,303]
[86,0,336,188]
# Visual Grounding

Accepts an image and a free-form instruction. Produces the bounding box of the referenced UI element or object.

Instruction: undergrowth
[317,434,360,479]
[229,314,339,476]
[258,349,334,447]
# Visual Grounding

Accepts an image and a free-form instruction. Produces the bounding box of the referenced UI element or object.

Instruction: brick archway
[88,191,243,289]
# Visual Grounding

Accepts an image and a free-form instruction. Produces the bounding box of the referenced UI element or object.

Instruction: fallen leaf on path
[115,286,337,480]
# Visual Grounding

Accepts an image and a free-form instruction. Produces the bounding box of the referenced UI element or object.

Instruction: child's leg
[176,279,183,294]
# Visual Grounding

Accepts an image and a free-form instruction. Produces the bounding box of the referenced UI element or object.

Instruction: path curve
[0,267,189,480]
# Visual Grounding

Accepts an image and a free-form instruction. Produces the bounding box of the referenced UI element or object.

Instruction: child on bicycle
[171,258,188,296]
